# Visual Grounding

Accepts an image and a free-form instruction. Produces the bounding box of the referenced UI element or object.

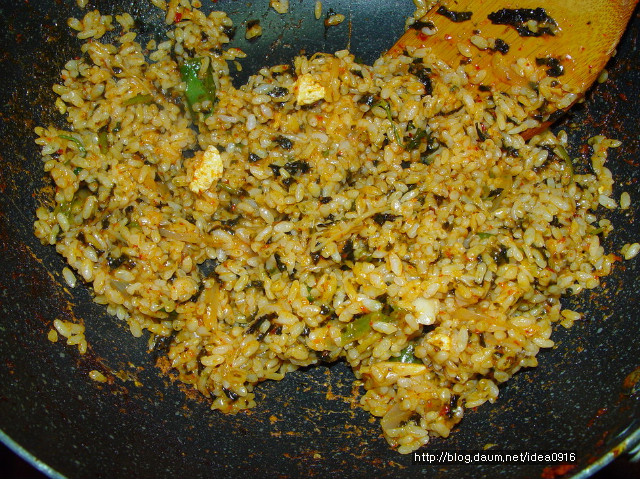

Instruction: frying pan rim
[1,418,639,477]
[0,429,65,479]
[570,427,640,479]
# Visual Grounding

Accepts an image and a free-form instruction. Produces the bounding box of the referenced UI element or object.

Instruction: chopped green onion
[217,183,245,196]
[405,128,429,151]
[477,232,495,239]
[341,311,393,345]
[373,102,432,153]
[54,201,72,217]
[73,167,83,175]
[421,154,435,165]
[58,134,87,157]
[374,100,404,147]
[389,343,422,364]
[306,285,314,302]
[553,145,573,179]
[123,93,153,105]
[98,131,109,154]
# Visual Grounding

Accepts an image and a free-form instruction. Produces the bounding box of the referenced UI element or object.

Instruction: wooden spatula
[390,0,638,135]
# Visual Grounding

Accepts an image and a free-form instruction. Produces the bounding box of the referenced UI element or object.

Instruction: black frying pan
[0,1,639,478]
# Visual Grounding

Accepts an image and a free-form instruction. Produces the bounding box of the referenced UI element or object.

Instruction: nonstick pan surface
[0,1,639,478]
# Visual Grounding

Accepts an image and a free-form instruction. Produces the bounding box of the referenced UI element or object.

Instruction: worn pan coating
[0,1,639,478]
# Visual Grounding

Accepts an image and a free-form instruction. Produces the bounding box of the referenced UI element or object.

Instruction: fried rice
[34,1,623,453]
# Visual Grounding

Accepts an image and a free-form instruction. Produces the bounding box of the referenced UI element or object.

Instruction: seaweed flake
[535,57,564,77]
[107,254,127,270]
[248,280,265,291]
[411,19,435,30]
[150,330,177,360]
[268,86,289,98]
[503,146,520,158]
[274,135,293,150]
[358,93,378,106]
[487,188,504,199]
[475,123,489,141]
[437,105,464,117]
[269,324,283,336]
[268,164,281,176]
[448,394,460,418]
[274,253,287,272]
[220,216,242,227]
[246,312,278,334]
[492,245,509,266]
[436,6,472,22]
[222,26,236,40]
[492,38,510,54]
[283,160,310,175]
[373,213,400,226]
[222,386,239,401]
[341,238,355,262]
[408,63,433,96]
[550,216,563,228]
[488,8,558,37]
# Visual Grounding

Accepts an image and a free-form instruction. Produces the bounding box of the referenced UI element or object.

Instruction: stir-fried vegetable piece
[123,93,154,105]
[389,343,422,364]
[180,58,217,119]
[373,101,432,155]
[553,145,573,179]
[405,128,429,151]
[477,232,495,239]
[217,183,246,197]
[341,311,393,345]
[374,100,404,146]
[98,131,109,154]
[58,134,87,157]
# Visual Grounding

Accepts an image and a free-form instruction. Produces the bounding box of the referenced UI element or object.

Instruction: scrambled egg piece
[189,145,223,194]
[427,332,451,351]
[413,298,439,325]
[295,73,325,106]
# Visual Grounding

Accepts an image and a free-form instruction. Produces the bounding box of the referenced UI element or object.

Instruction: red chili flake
[174,12,183,22]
